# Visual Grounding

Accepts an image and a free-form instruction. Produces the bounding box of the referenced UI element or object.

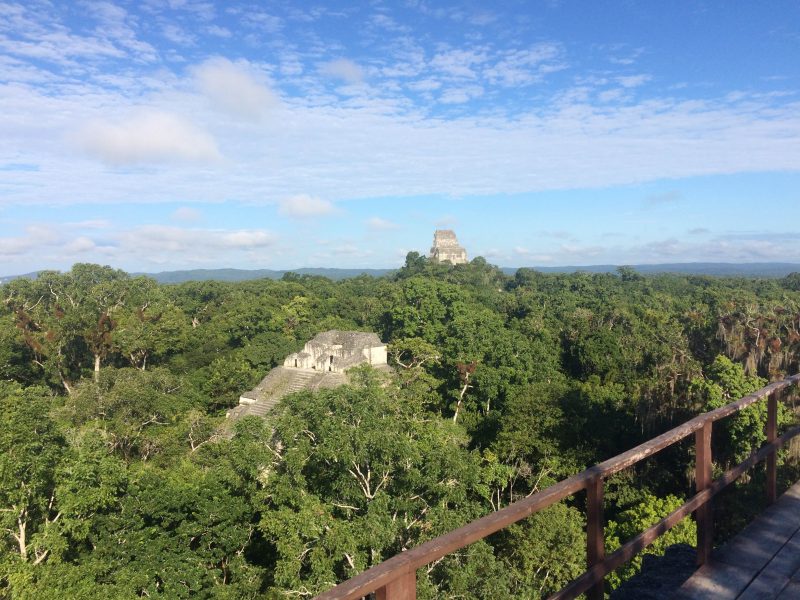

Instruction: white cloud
[617,74,651,88]
[220,230,275,248]
[366,217,399,230]
[439,85,484,104]
[171,207,201,222]
[64,219,112,229]
[193,57,277,120]
[0,235,36,258]
[430,49,488,79]
[117,225,276,258]
[65,236,97,253]
[319,58,365,84]
[485,44,566,86]
[0,225,61,260]
[205,25,232,38]
[76,110,221,165]
[278,195,336,218]
[407,78,442,92]
[0,222,279,273]
[513,247,555,263]
[240,9,283,33]
[162,23,195,46]
[598,88,626,103]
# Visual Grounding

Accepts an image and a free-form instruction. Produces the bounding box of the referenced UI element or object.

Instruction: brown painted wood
[696,421,713,566]
[315,375,800,600]
[553,429,800,600]
[552,485,715,600]
[767,392,778,505]
[593,376,798,481]
[375,572,416,600]
[586,475,605,600]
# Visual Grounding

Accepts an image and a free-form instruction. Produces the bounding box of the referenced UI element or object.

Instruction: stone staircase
[230,366,347,420]
[283,370,317,395]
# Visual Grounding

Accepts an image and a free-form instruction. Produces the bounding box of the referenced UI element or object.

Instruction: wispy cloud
[617,74,651,88]
[278,195,336,218]
[430,48,488,79]
[319,58,365,83]
[485,44,566,86]
[115,225,277,264]
[75,110,221,165]
[171,207,202,222]
[193,57,277,120]
[366,217,399,231]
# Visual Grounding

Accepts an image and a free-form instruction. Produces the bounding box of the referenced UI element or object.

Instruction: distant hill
[3,263,799,285]
[0,271,40,285]
[143,267,395,283]
[505,263,800,278]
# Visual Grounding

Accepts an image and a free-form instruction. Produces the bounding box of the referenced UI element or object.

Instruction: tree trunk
[94,353,101,382]
[453,379,471,423]
[60,372,73,395]
[16,510,27,560]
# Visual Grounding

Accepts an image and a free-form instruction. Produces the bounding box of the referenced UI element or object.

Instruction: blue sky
[0,1,799,273]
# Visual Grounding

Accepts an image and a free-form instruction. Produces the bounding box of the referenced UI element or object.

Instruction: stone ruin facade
[284,330,387,373]
[429,229,468,265]
[229,330,388,420]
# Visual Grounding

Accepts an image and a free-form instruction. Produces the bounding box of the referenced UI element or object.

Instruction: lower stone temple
[228,330,388,420]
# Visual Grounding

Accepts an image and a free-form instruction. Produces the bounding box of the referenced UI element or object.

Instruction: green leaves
[1,260,798,598]
[258,369,493,596]
[605,493,696,588]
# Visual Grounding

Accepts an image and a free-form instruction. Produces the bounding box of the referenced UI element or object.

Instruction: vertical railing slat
[586,475,605,600]
[695,421,713,565]
[375,572,416,600]
[766,392,778,504]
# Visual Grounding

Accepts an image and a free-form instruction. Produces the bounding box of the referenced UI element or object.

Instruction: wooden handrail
[316,374,800,600]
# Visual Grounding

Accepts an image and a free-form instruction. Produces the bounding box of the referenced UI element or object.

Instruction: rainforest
[1,257,799,599]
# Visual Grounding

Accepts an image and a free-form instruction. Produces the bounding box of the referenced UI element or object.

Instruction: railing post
[695,421,713,565]
[376,572,416,600]
[586,474,605,600]
[766,391,778,505]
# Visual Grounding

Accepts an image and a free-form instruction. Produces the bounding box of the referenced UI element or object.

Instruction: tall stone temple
[429,229,468,265]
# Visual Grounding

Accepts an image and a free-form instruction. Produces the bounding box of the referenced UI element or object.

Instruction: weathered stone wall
[283,330,387,373]
[430,229,468,264]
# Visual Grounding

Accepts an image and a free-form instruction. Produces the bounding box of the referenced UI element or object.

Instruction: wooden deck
[675,480,800,599]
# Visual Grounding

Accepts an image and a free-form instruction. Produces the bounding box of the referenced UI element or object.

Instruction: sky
[1,0,799,274]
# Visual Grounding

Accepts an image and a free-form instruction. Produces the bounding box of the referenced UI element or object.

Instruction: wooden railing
[316,374,800,600]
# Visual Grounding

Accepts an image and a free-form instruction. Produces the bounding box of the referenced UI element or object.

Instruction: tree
[65,368,198,461]
[0,383,65,568]
[494,503,586,598]
[3,265,130,391]
[605,493,696,589]
[113,278,189,370]
[690,355,781,465]
[259,368,499,597]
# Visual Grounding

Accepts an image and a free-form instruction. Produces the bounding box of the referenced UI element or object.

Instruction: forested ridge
[1,257,799,599]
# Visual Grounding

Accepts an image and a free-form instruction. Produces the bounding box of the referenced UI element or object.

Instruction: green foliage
[494,503,586,598]
[690,355,784,465]
[606,493,696,589]
[259,368,497,596]
[65,368,201,462]
[2,261,799,598]
[0,383,65,572]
